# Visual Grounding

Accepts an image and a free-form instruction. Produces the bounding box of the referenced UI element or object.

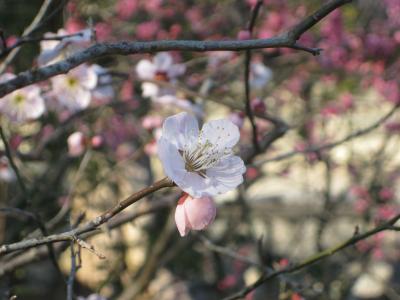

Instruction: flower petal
[162,112,199,150]
[184,196,216,231]
[141,82,159,98]
[136,59,156,79]
[157,137,186,183]
[175,171,210,198]
[153,52,173,71]
[167,63,186,78]
[175,195,191,237]
[206,155,246,194]
[74,64,98,90]
[200,119,240,150]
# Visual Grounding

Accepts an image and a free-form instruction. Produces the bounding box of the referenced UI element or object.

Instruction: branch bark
[0,177,174,255]
[0,0,352,98]
[224,214,400,300]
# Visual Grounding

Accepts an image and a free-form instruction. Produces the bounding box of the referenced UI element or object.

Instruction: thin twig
[0,177,174,255]
[244,0,263,152]
[0,0,56,73]
[0,127,28,200]
[253,103,400,166]
[0,0,353,98]
[223,214,400,300]
[0,32,89,59]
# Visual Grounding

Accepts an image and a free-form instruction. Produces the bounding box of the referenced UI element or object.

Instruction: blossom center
[182,139,230,177]
[67,76,79,87]
[13,93,25,105]
[154,71,169,82]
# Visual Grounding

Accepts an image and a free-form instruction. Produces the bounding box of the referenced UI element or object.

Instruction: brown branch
[223,213,400,300]
[0,198,174,277]
[0,177,174,255]
[0,0,352,98]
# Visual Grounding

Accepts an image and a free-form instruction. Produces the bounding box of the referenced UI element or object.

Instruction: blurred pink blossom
[136,21,160,40]
[353,198,369,215]
[251,98,266,114]
[67,132,86,157]
[91,135,103,149]
[0,157,16,182]
[142,115,163,130]
[379,187,394,201]
[376,205,399,221]
[116,0,138,20]
[237,30,251,40]
[245,167,259,181]
[95,22,113,42]
[385,122,400,133]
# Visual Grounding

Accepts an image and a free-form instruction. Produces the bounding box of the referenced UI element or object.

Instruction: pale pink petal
[201,119,240,150]
[184,196,216,231]
[161,112,199,150]
[175,171,210,198]
[153,52,173,71]
[167,63,186,78]
[68,132,86,157]
[141,82,159,98]
[74,64,98,89]
[136,59,156,79]
[175,194,191,236]
[157,137,186,182]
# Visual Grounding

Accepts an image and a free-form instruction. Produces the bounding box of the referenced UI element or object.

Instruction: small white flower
[157,112,246,198]
[250,62,273,89]
[135,52,185,98]
[38,28,94,66]
[50,64,97,111]
[0,74,45,123]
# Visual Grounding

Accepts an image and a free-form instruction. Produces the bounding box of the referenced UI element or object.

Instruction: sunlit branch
[0,0,352,98]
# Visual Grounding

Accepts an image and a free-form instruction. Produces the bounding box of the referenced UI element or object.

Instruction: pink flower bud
[174,193,216,237]
[250,98,266,114]
[91,135,103,149]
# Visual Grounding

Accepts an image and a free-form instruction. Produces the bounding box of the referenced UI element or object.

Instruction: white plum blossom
[135,53,203,116]
[38,28,94,66]
[175,193,216,237]
[0,73,45,123]
[158,112,246,198]
[135,52,185,98]
[250,62,273,89]
[50,64,97,111]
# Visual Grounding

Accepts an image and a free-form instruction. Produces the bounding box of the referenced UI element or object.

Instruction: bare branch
[0,177,174,255]
[0,0,352,98]
[0,0,57,73]
[244,0,263,152]
[253,103,400,166]
[223,214,400,300]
